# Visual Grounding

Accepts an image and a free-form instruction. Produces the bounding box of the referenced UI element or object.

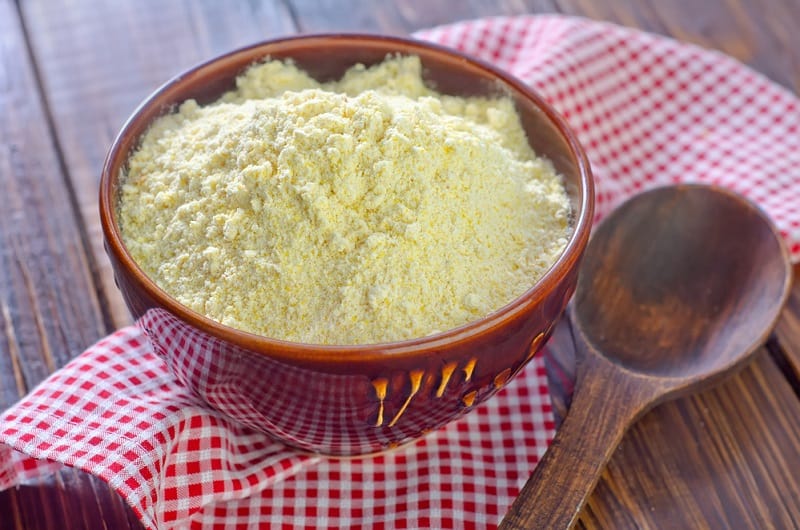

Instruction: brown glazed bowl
[100,34,594,456]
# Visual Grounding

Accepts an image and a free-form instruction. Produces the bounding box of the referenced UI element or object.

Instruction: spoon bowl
[501,184,792,529]
[576,184,790,379]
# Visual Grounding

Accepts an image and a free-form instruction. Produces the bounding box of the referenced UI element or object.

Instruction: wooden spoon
[500,184,792,529]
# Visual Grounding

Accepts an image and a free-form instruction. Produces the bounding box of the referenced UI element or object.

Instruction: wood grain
[1,0,799,528]
[0,0,107,405]
[286,0,560,33]
[545,278,800,524]
[0,0,142,528]
[774,269,800,394]
[579,352,800,529]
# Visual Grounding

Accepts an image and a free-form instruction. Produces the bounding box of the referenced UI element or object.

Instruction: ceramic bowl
[100,34,594,456]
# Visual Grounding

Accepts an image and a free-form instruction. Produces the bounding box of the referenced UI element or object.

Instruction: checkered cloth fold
[1,14,798,530]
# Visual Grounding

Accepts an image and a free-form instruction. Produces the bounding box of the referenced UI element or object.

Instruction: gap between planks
[12,0,116,335]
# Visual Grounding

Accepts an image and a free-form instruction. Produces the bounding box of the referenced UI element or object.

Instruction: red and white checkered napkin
[1,13,799,530]
[0,326,554,529]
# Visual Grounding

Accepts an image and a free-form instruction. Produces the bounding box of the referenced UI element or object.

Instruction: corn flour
[119,56,571,345]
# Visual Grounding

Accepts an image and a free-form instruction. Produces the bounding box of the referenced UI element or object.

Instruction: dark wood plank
[577,351,800,529]
[554,0,672,35]
[0,0,143,528]
[0,0,110,422]
[774,268,800,393]
[0,472,143,530]
[0,0,109,405]
[286,0,560,33]
[19,0,298,329]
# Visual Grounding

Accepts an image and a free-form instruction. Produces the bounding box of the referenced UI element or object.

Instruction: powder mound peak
[119,56,570,345]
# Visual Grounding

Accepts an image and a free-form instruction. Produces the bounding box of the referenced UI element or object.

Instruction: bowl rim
[99,32,594,365]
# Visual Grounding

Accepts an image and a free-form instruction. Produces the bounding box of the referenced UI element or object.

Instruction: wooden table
[1,1,798,528]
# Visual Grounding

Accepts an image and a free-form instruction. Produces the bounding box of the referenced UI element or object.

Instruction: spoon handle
[499,353,655,529]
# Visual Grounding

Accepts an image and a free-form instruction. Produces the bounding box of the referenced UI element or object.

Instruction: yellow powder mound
[119,56,570,345]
